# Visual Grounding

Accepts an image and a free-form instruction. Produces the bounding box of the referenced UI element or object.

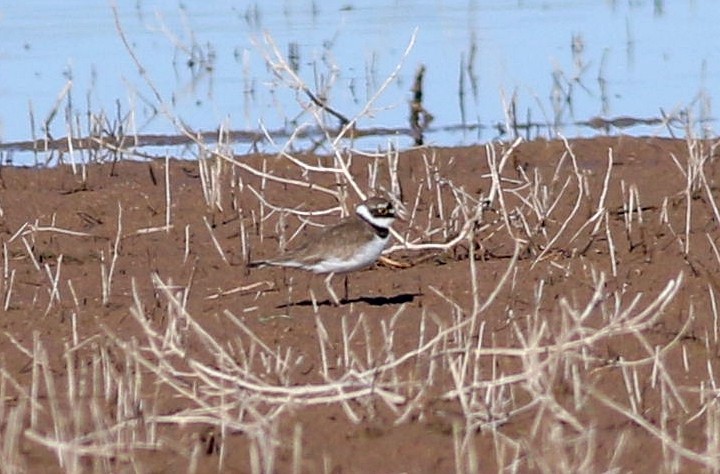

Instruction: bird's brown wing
[279,217,372,263]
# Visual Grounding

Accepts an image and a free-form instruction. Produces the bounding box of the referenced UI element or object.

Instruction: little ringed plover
[248,196,397,305]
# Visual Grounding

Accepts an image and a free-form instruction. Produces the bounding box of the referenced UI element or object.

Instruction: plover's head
[356,196,396,229]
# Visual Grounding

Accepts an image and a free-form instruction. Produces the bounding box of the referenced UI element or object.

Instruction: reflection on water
[0,0,717,164]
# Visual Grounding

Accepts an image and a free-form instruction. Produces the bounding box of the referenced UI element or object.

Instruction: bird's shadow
[278,292,421,308]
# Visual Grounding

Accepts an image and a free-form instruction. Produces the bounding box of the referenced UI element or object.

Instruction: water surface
[0,1,717,164]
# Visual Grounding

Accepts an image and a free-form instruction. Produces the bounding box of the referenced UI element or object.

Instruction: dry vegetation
[1,129,720,473]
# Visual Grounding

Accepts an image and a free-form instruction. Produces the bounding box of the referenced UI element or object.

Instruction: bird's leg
[286,275,294,310]
[324,273,341,306]
[343,275,349,302]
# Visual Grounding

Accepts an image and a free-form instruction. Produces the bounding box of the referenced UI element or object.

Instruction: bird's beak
[393,201,408,222]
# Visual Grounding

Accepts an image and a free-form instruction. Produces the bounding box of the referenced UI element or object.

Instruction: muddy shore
[1,136,719,472]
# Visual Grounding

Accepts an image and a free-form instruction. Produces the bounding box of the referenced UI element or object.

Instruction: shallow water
[0,1,717,164]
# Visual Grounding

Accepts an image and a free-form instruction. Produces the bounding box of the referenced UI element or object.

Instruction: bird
[248,196,397,305]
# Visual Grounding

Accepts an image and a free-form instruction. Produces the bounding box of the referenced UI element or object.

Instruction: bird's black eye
[377,207,387,216]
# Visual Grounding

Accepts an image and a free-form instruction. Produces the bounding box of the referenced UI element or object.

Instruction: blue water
[0,1,717,164]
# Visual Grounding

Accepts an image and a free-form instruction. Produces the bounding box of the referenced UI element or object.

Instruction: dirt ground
[1,136,720,473]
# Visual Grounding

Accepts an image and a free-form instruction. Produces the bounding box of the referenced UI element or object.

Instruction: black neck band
[368,221,389,239]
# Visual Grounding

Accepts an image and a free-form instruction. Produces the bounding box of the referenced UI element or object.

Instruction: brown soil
[1,136,720,473]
